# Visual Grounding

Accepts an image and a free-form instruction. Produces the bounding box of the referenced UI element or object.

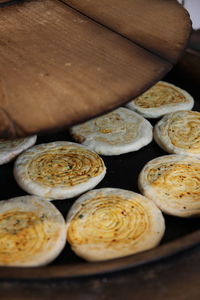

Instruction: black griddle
[0,70,199,280]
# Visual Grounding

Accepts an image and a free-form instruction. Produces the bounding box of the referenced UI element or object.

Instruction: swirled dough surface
[154,110,200,157]
[126,81,194,118]
[66,188,165,261]
[0,196,66,266]
[70,107,152,155]
[138,155,200,217]
[14,142,106,200]
[0,135,37,165]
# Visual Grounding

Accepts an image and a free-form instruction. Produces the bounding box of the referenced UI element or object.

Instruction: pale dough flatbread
[154,110,200,157]
[138,155,200,217]
[14,141,106,200]
[0,135,37,165]
[66,188,165,261]
[70,107,153,155]
[0,195,66,267]
[126,81,194,118]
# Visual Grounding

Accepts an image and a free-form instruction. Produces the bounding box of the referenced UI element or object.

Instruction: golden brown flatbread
[0,135,37,165]
[126,81,194,118]
[138,155,200,217]
[66,188,165,261]
[154,110,200,157]
[0,195,66,266]
[14,141,106,200]
[70,107,152,155]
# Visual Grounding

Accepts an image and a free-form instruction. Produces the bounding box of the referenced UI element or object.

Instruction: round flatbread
[14,141,106,200]
[0,135,37,165]
[70,107,153,155]
[0,195,66,267]
[66,188,165,261]
[154,110,200,157]
[138,155,200,217]
[126,81,194,118]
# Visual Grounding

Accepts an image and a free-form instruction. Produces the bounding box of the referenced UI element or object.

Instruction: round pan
[0,72,199,279]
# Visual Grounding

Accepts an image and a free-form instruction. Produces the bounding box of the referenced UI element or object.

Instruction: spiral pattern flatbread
[154,110,200,157]
[0,135,37,165]
[138,155,200,217]
[126,81,194,118]
[66,188,165,261]
[14,142,106,200]
[0,196,66,266]
[70,107,152,155]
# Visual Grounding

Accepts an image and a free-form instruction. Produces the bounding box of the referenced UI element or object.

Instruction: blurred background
[178,0,200,29]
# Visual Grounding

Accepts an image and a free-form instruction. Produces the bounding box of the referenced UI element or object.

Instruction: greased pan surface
[0,71,199,280]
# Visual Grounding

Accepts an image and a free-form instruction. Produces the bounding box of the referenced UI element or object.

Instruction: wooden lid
[0,0,191,138]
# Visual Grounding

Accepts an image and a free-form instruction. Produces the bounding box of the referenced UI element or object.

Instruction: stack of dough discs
[138,155,200,217]
[70,107,152,155]
[154,110,200,157]
[126,81,194,118]
[66,188,165,261]
[0,135,37,165]
[0,196,66,267]
[14,142,106,200]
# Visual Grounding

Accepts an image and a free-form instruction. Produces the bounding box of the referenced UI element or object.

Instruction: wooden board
[0,0,191,138]
[63,0,191,63]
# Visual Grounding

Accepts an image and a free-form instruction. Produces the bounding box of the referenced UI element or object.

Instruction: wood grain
[0,0,190,137]
[0,0,171,137]
[63,0,191,63]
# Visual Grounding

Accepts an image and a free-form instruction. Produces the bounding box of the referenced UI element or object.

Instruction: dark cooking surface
[0,71,199,276]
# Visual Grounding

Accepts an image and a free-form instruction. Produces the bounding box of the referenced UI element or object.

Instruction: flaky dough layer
[70,107,152,155]
[138,155,200,217]
[66,188,165,261]
[154,110,200,157]
[0,196,66,267]
[0,135,37,165]
[126,81,194,118]
[14,141,106,200]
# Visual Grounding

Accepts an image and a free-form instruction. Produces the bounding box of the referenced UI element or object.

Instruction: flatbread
[14,141,106,200]
[0,195,66,267]
[154,110,200,157]
[0,135,37,165]
[126,81,194,118]
[138,155,200,217]
[66,188,165,261]
[70,107,152,155]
